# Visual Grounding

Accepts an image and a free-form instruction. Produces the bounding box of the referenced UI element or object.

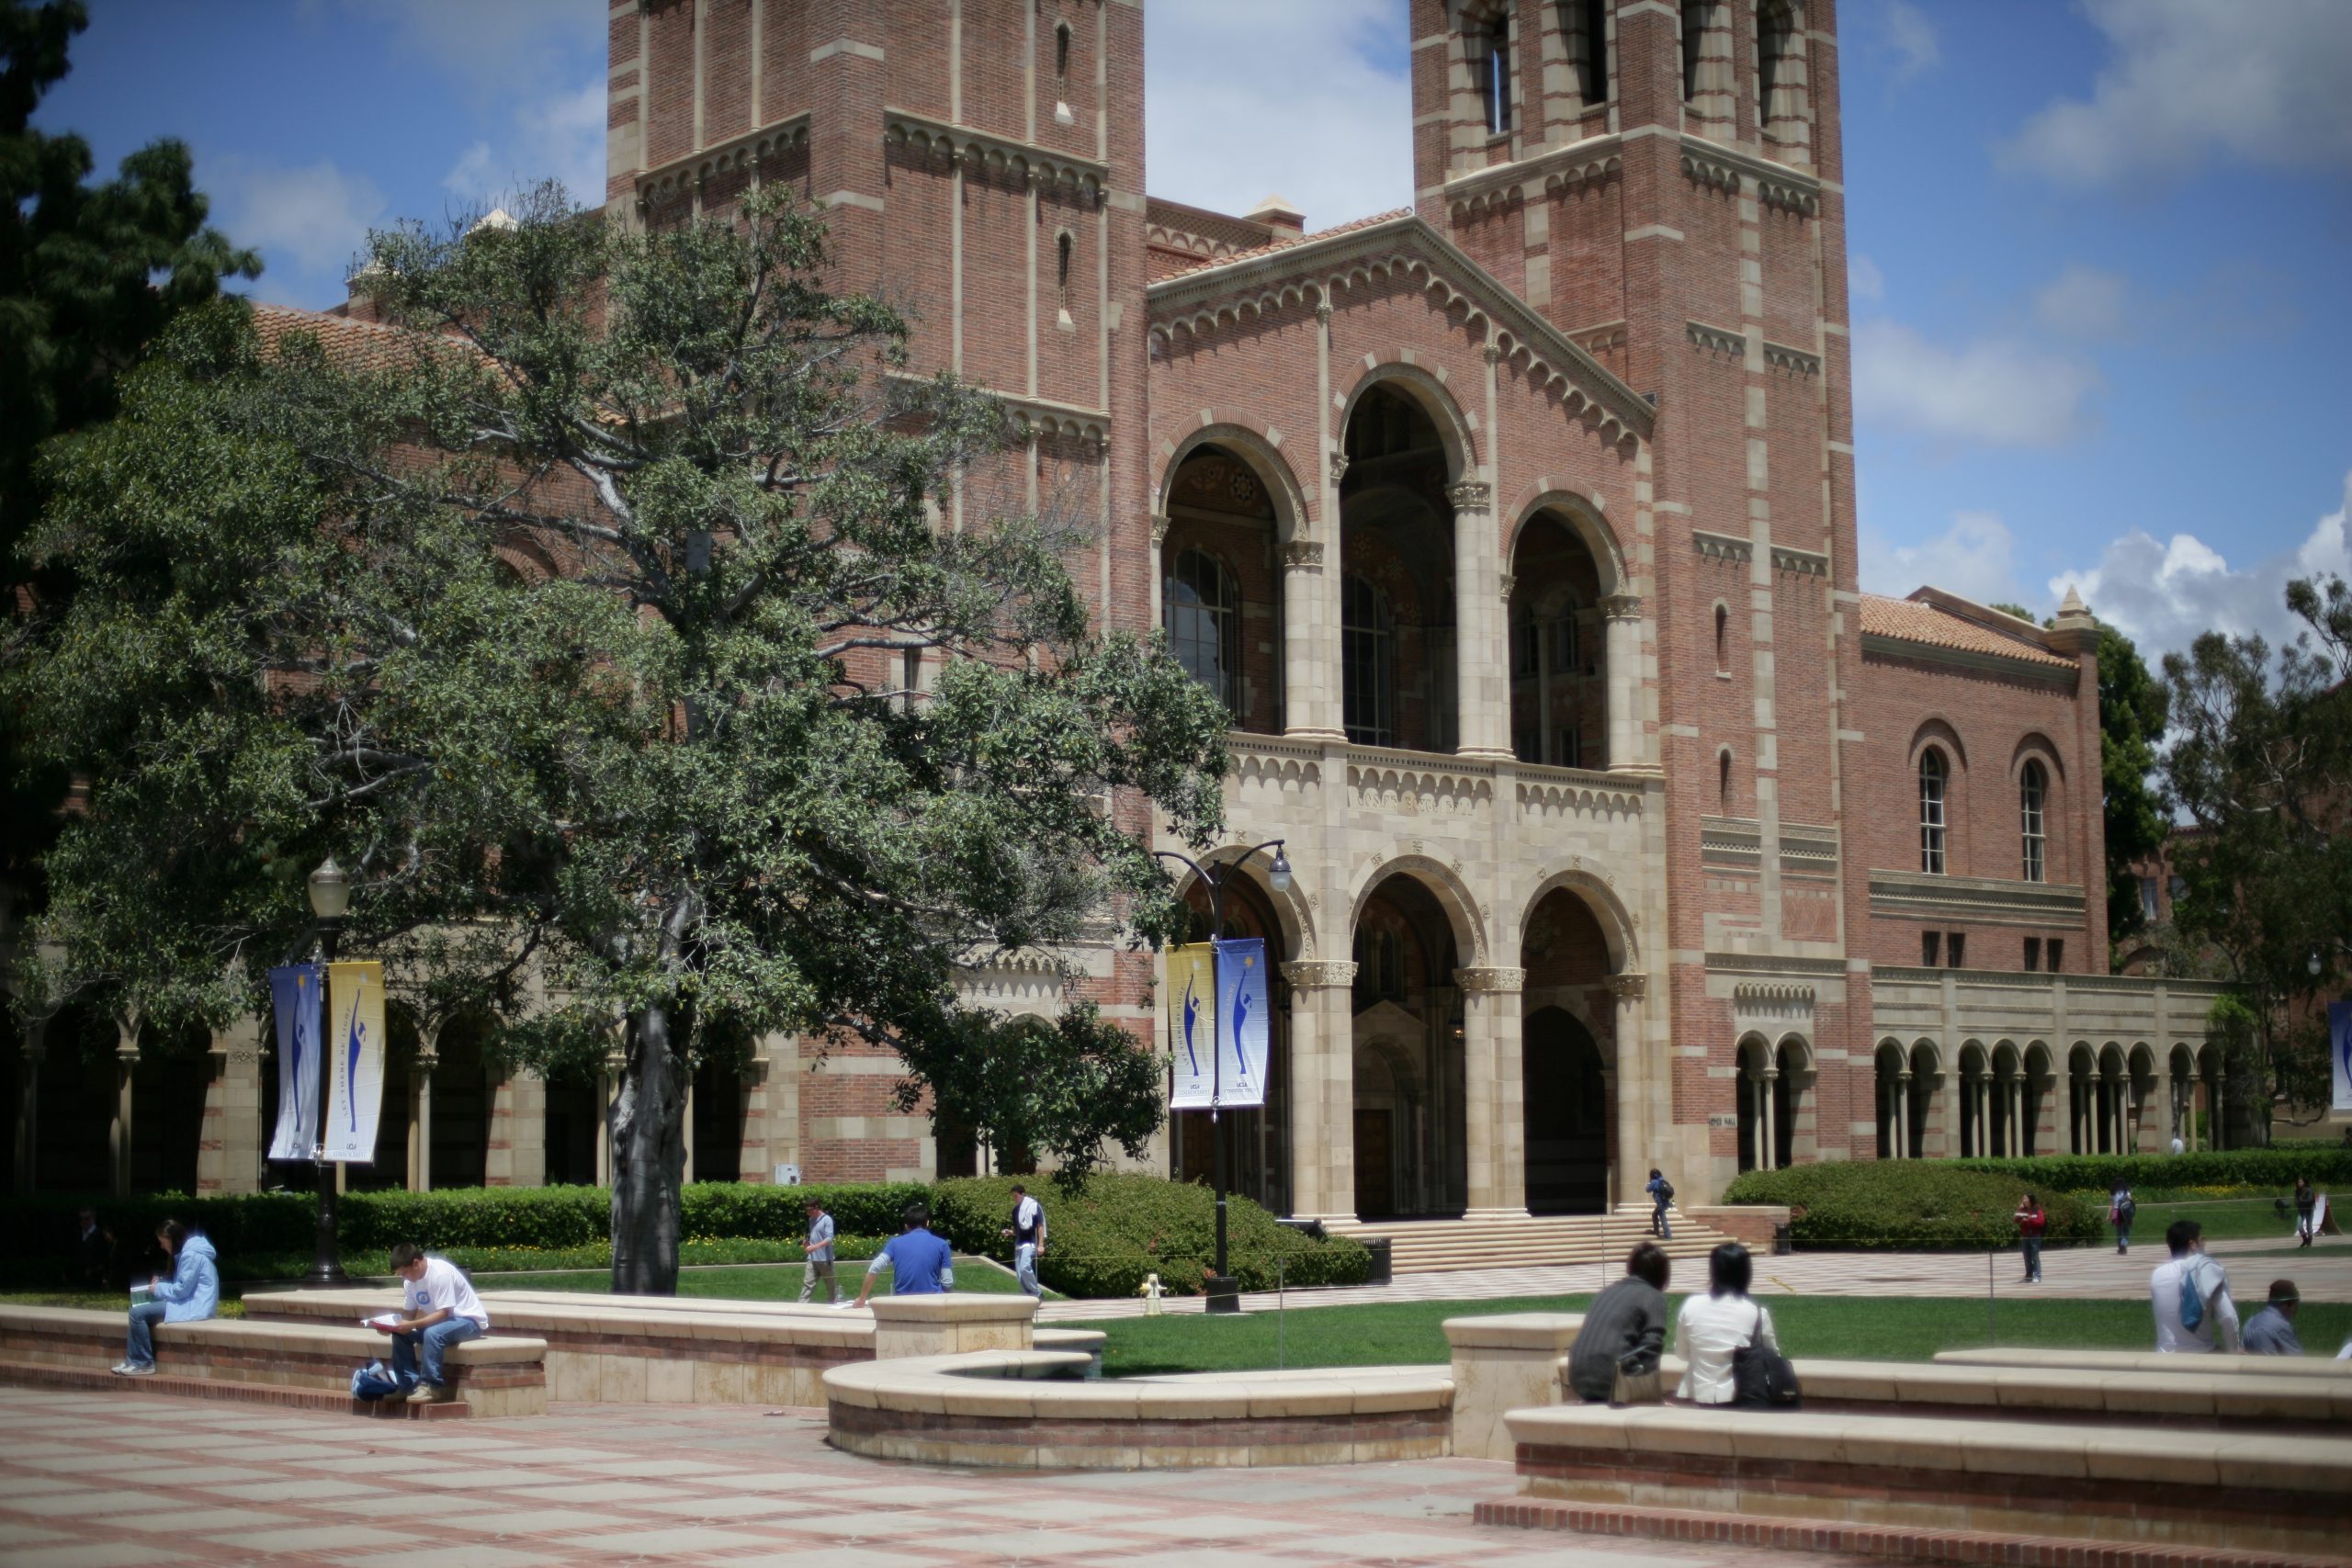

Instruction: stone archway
[1521,1007,1606,1213]
[1350,871,1467,1218]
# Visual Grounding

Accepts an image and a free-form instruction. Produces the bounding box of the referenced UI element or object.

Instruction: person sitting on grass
[2244,1280,2304,1356]
[1567,1241,1671,1404]
[851,1203,956,1308]
[112,1220,218,1376]
[370,1242,491,1404]
[1673,1242,1776,1405]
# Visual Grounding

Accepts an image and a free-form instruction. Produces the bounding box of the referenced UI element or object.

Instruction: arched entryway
[1172,863,1294,1216]
[1340,384,1457,753]
[1873,1040,1907,1158]
[543,1066,602,1186]
[1519,885,1618,1212]
[1736,1034,1805,1171]
[1906,1040,1939,1158]
[1351,872,1466,1218]
[2022,1042,2054,1156]
[429,1013,493,1189]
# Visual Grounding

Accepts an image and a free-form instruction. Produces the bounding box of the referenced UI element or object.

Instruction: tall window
[1713,604,1728,671]
[1510,593,1585,766]
[1681,0,1712,103]
[2139,875,2160,923]
[2018,761,2047,883]
[1757,1,1794,111]
[1718,749,1733,810]
[1918,750,1948,874]
[1055,22,1070,82]
[1476,15,1512,135]
[1342,574,1394,746]
[1165,548,1240,715]
[1566,0,1608,104]
[1056,231,1073,289]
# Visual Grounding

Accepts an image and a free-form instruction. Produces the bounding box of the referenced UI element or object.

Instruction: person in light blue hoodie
[113,1220,218,1375]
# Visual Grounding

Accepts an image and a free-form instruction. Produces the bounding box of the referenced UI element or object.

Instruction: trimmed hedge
[928,1173,1374,1298]
[1719,1162,2101,1250]
[1939,1149,2352,1190]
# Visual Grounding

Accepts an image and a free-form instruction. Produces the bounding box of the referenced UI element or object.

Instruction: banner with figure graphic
[322,961,386,1163]
[266,964,322,1162]
[1167,942,1217,1109]
[1213,937,1269,1109]
[2332,999,2352,1112]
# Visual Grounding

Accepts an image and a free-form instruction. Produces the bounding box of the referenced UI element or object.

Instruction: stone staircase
[1331,1204,1741,1275]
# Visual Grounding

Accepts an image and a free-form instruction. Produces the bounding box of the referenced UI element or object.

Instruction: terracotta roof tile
[1859,593,2075,670]
[1160,208,1413,279]
[251,302,480,375]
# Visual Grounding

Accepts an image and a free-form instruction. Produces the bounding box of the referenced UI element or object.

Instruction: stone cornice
[1693,528,1752,564]
[1441,130,1624,218]
[1454,965,1526,994]
[883,108,1109,203]
[1686,320,1746,358]
[1868,870,2086,927]
[1283,959,1356,989]
[1148,214,1655,445]
[883,370,1109,446]
[635,113,812,207]
[1763,339,1823,377]
[1860,631,2082,691]
[1679,133,1820,214]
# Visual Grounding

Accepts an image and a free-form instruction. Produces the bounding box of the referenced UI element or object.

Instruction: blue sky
[39,0,2352,661]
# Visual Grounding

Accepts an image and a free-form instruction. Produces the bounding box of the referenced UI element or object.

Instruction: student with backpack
[2110,1182,2137,1254]
[1645,1168,1674,1241]
[2151,1219,2241,1353]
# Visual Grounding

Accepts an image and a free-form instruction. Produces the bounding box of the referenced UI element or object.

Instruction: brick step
[1333,1210,1739,1274]
[0,1359,471,1419]
[1475,1498,2351,1568]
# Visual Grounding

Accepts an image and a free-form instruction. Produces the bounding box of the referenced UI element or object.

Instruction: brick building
[8,0,2233,1220]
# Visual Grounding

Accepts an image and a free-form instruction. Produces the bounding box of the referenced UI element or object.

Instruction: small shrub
[1720,1163,2099,1249]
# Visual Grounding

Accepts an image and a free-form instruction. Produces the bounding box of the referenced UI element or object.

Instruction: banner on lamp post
[1213,937,1269,1110]
[1167,942,1217,1110]
[2330,999,2352,1112]
[322,961,386,1163]
[266,964,322,1162]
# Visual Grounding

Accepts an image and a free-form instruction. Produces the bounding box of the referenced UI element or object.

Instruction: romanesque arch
[1339,380,1463,752]
[1349,867,1474,1217]
[1518,881,1623,1213]
[1157,434,1303,736]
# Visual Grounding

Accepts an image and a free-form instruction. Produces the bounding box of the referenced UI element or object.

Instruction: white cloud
[1145,0,1411,231]
[2049,470,2352,660]
[362,0,598,98]
[2005,0,2352,186]
[1860,510,2024,608]
[443,80,607,209]
[1852,320,2102,449]
[211,158,387,291]
[1881,0,1940,82]
[2031,264,2133,344]
[1848,252,1884,303]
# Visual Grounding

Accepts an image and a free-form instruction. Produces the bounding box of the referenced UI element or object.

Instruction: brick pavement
[0,1383,1841,1568]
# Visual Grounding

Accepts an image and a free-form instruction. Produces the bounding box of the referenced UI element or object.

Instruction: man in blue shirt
[2244,1280,2304,1356]
[852,1204,955,1307]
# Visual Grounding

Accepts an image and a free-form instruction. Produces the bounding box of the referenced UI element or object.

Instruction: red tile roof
[1859,593,2075,670]
[1160,208,1414,279]
[251,302,481,375]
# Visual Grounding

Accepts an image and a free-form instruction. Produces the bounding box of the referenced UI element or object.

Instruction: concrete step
[1330,1209,1739,1275]
[0,1359,471,1418]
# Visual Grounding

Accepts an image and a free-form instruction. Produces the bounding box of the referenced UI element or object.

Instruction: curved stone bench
[1935,1346,2352,1378]
[0,1304,546,1418]
[824,1349,1453,1470]
[1495,1402,2352,1559]
[1794,1354,2352,1428]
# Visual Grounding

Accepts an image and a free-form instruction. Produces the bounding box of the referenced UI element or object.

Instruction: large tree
[2094,623,2169,948]
[1,0,257,908]
[2161,574,2352,1137]
[11,184,1227,1290]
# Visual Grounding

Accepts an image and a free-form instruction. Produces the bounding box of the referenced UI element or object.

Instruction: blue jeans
[390,1317,482,1386]
[1014,1243,1042,1298]
[1653,1198,1673,1240]
[125,1301,168,1367]
[2021,1238,2042,1280]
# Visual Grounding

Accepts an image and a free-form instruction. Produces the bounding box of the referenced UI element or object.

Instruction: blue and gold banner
[1213,937,1269,1110]
[1168,942,1216,1110]
[266,964,322,1162]
[322,961,386,1163]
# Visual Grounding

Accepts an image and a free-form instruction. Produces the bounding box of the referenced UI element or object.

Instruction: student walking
[798,1198,842,1304]
[1001,1184,1046,1298]
[2294,1177,2317,1248]
[2014,1192,2046,1283]
[2110,1182,2136,1254]
[2152,1219,2241,1353]
[852,1204,956,1307]
[1645,1168,1674,1241]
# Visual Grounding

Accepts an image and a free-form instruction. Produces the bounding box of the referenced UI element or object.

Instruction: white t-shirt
[1674,1292,1775,1404]
[1013,1195,1044,1242]
[404,1256,490,1329]
[2150,1252,2235,1352]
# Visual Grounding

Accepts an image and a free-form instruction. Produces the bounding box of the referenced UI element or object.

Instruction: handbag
[1729,1303,1801,1409]
[1611,1347,1665,1405]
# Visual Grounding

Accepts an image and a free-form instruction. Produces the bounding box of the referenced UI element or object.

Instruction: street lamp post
[1153,838,1291,1314]
[306,857,351,1288]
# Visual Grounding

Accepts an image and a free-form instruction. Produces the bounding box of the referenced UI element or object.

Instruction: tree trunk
[609,1000,687,1294]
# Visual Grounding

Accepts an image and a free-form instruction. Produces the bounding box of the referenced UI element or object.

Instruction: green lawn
[485,1257,1052,1300]
[2112,1197,2312,1244]
[1069,1294,2352,1377]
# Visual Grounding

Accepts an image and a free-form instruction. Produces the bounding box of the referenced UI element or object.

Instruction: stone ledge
[1934,1347,2352,1380]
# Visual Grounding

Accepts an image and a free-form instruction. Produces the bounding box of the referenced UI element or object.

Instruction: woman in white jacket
[1673,1242,1776,1404]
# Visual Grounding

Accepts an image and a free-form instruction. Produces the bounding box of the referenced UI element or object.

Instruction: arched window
[1681,0,1712,103]
[1919,750,1948,874]
[1758,2,1795,110]
[1342,573,1395,746]
[1713,603,1728,671]
[1353,927,1405,1002]
[1165,548,1241,715]
[2019,761,2047,884]
[1056,231,1073,289]
[1055,22,1070,82]
[1510,592,1584,766]
[1718,748,1734,811]
[1476,15,1512,135]
[1566,0,1608,104]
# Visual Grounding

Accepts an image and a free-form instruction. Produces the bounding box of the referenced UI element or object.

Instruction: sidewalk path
[0,1383,1845,1568]
[1040,1234,2352,1322]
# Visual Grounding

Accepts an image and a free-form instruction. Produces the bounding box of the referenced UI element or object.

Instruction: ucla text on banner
[1168,942,1218,1110]
[1213,937,1269,1109]
[323,961,387,1163]
[266,964,322,1162]
[2332,999,2352,1112]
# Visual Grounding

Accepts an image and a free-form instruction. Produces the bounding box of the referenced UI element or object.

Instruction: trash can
[1360,1236,1393,1286]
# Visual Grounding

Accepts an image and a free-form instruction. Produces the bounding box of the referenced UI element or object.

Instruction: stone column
[109,1021,139,1197]
[1602,594,1645,772]
[198,1016,266,1195]
[408,1045,437,1191]
[1448,479,1508,758]
[1455,965,1526,1217]
[681,1074,697,1184]
[1607,974,1647,1203]
[1283,536,1338,739]
[1759,1066,1779,1171]
[1283,960,1356,1223]
[1893,1070,1911,1159]
[596,1045,625,1187]
[13,1017,45,1194]
[738,1047,772,1183]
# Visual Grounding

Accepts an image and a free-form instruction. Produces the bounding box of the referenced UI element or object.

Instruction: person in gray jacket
[1566,1242,1671,1403]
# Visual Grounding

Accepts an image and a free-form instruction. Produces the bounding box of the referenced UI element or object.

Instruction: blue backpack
[2179,1259,2210,1331]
